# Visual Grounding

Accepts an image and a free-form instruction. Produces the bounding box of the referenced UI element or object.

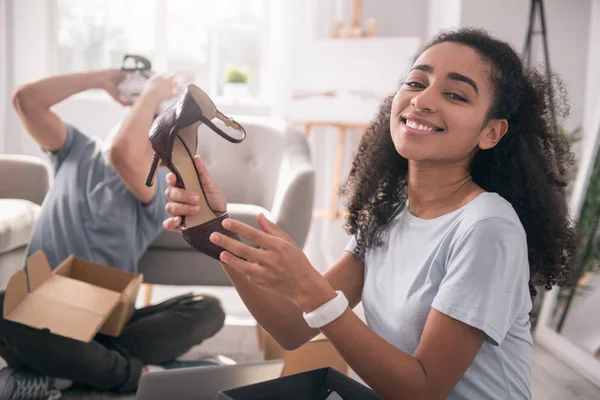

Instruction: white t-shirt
[345,192,532,399]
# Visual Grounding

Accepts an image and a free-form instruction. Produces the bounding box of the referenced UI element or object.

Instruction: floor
[3,284,600,399]
[530,344,600,400]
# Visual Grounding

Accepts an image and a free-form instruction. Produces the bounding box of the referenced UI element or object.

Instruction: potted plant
[223,67,250,101]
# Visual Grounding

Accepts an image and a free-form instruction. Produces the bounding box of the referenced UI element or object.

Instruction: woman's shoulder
[458,192,525,234]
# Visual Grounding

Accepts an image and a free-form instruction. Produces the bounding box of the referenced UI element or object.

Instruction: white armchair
[138,116,316,287]
[0,155,49,289]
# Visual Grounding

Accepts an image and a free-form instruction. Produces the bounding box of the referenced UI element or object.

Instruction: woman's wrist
[292,276,337,313]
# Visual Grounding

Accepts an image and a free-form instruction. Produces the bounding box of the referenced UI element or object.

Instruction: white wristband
[302,290,349,328]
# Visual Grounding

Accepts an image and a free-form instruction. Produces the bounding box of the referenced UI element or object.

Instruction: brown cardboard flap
[34,275,122,315]
[99,274,143,336]
[6,296,114,342]
[260,325,348,377]
[55,257,136,292]
[5,253,123,342]
[281,339,348,376]
[5,251,141,342]
[26,250,53,291]
[122,274,144,300]
[3,270,28,317]
[311,333,328,342]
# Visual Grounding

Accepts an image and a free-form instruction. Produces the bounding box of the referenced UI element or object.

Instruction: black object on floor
[216,367,382,400]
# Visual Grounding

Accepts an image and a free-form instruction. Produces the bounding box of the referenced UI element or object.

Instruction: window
[55,0,269,99]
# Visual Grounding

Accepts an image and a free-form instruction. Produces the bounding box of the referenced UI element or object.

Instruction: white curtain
[0,0,10,154]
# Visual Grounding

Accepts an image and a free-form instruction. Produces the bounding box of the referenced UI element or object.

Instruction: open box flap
[6,296,119,342]
[3,270,28,317]
[4,250,123,342]
[26,250,53,291]
[122,274,144,299]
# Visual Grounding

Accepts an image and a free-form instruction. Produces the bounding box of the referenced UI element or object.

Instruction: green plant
[224,67,249,84]
[560,125,583,145]
[561,125,583,198]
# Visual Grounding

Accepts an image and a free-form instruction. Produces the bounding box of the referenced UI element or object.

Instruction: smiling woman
[390,42,509,163]
[344,30,576,291]
[162,27,576,399]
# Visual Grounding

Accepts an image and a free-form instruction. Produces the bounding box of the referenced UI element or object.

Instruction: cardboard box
[258,325,348,377]
[217,367,382,399]
[2,250,142,342]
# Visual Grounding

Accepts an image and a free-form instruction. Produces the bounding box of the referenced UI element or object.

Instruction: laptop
[136,359,285,400]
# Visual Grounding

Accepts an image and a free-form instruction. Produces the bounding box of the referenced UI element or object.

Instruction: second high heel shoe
[145,84,246,259]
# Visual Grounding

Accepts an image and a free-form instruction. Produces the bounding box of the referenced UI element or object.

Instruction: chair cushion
[0,199,41,254]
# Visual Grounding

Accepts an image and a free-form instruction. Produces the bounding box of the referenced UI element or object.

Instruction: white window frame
[48,0,273,111]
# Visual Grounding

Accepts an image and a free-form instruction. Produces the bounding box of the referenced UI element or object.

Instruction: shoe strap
[199,115,246,143]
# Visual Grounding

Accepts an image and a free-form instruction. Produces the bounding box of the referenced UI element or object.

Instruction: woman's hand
[163,155,228,231]
[209,213,336,310]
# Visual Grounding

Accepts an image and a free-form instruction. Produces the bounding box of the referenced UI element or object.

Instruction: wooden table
[294,121,369,220]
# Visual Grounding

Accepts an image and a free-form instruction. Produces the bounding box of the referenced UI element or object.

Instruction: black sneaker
[0,368,61,400]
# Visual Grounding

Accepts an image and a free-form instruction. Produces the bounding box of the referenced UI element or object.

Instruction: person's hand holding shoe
[141,74,178,105]
[163,155,228,232]
[101,68,134,106]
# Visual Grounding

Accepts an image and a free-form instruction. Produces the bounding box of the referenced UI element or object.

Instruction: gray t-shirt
[345,192,532,399]
[27,124,168,273]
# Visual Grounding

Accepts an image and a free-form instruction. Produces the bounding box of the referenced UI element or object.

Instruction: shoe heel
[145,153,162,187]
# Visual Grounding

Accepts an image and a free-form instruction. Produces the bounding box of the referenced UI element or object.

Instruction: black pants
[0,291,225,393]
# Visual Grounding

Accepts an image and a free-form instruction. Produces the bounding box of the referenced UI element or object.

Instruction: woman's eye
[446,93,467,102]
[404,81,425,89]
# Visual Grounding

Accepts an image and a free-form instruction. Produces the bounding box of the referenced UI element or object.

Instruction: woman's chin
[394,144,430,161]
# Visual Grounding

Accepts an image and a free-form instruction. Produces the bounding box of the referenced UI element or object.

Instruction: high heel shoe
[145,84,246,259]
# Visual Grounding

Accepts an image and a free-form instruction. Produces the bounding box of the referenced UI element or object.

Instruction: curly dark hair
[341,28,577,296]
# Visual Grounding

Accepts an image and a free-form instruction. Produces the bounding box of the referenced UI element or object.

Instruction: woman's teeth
[405,119,437,132]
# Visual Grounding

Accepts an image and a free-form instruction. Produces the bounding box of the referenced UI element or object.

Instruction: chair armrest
[0,154,50,206]
[269,133,315,249]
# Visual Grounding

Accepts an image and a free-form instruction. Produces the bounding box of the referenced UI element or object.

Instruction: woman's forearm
[318,309,428,399]
[219,261,320,349]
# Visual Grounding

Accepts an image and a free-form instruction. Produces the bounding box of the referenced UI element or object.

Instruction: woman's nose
[410,88,437,112]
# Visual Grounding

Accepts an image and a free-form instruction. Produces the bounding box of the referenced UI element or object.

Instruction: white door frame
[534,108,600,388]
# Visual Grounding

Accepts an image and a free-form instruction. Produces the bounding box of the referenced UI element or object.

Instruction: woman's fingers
[193,156,219,189]
[222,218,277,249]
[165,186,199,205]
[165,202,199,217]
[163,216,181,231]
[257,213,293,243]
[210,231,263,262]
[166,172,178,187]
[218,251,266,277]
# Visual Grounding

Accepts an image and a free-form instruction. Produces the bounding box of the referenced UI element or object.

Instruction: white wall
[4,0,53,158]
[561,1,600,340]
[583,0,600,153]
[0,0,11,154]
[460,0,591,132]
[427,0,462,40]
[362,0,427,39]
[3,1,595,152]
[313,0,428,40]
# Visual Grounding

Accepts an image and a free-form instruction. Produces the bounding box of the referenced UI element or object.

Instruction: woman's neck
[407,161,483,219]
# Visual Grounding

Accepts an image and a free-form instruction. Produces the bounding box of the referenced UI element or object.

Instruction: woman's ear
[479,119,508,150]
